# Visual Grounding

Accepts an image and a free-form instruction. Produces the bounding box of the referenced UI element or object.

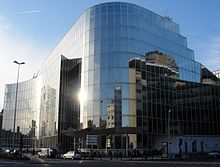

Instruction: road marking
[36,157,50,167]
[129,160,220,165]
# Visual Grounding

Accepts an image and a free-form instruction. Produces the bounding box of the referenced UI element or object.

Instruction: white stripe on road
[130,160,220,165]
[36,157,50,167]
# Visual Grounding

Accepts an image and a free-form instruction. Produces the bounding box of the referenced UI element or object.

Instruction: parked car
[74,152,81,160]
[38,148,49,158]
[208,150,220,158]
[5,149,10,153]
[50,148,59,158]
[63,151,81,160]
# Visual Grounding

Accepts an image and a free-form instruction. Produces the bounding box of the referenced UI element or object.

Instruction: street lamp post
[99,100,103,149]
[168,109,172,159]
[12,61,25,151]
[100,100,103,128]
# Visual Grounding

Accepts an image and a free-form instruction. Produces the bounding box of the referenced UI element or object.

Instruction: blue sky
[0,0,220,109]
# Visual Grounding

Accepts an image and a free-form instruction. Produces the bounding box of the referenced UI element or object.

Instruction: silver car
[208,150,220,158]
[63,151,81,160]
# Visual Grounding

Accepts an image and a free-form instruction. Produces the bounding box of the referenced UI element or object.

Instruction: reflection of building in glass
[201,66,220,85]
[39,85,57,147]
[2,2,220,154]
[107,103,115,129]
[106,85,122,148]
[58,57,81,150]
[145,51,179,79]
[107,85,122,129]
[1,77,41,148]
[129,51,220,154]
[0,110,3,143]
[213,69,220,79]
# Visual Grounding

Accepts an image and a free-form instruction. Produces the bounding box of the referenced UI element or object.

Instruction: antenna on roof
[160,8,173,21]
[160,8,168,17]
[165,15,173,21]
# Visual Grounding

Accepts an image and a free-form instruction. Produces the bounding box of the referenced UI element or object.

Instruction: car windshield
[68,151,74,154]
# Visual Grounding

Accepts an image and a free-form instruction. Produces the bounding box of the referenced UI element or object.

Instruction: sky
[0,0,220,109]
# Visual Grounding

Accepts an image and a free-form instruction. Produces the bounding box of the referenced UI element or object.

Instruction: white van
[37,148,50,158]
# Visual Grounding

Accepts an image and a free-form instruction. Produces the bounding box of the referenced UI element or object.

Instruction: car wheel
[71,156,74,160]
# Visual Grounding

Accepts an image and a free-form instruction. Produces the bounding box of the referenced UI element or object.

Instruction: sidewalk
[90,156,220,162]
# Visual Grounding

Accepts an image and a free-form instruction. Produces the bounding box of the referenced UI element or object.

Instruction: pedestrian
[109,150,112,160]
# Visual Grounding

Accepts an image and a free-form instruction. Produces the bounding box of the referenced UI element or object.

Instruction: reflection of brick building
[107,103,115,128]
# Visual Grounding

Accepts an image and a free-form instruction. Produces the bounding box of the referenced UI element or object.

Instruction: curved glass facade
[1,2,220,153]
[1,78,41,148]
[81,2,200,130]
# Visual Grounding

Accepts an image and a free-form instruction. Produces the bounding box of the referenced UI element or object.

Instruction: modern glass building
[1,2,220,155]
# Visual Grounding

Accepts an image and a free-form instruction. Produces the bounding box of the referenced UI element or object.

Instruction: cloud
[0,15,49,109]
[17,10,42,14]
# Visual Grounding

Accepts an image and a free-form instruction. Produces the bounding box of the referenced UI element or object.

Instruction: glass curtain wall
[2,2,220,151]
[128,51,220,149]
[82,2,202,148]
[1,78,41,149]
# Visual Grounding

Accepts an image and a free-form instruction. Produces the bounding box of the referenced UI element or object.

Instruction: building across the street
[213,69,220,79]
[1,2,220,156]
[0,110,3,143]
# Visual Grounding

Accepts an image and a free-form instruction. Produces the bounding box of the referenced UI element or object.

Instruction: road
[1,157,220,167]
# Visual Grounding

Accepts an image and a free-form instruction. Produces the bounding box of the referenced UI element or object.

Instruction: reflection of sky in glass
[122,100,129,115]
[122,116,129,127]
